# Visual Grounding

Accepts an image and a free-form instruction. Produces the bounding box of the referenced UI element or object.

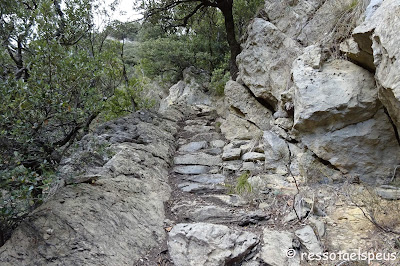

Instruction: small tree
[138,0,241,79]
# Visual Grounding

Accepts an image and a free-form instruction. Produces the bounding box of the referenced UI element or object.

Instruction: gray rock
[224,80,273,130]
[309,216,326,237]
[210,139,225,148]
[242,152,265,162]
[174,153,222,166]
[353,0,400,137]
[178,141,207,153]
[183,125,214,133]
[182,174,226,184]
[159,67,211,112]
[301,109,400,182]
[190,132,222,142]
[168,223,259,266]
[263,130,290,173]
[376,185,400,200]
[237,18,302,108]
[295,225,323,254]
[178,182,225,194]
[222,161,243,171]
[203,148,222,155]
[222,148,242,161]
[293,47,379,132]
[260,228,300,266]
[0,110,181,265]
[220,114,263,141]
[205,194,248,207]
[174,165,209,175]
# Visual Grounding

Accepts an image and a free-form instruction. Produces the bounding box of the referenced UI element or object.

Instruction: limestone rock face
[220,114,263,141]
[301,109,400,182]
[224,80,273,130]
[237,18,302,108]
[292,46,379,132]
[353,0,400,136]
[0,109,183,265]
[159,67,211,112]
[168,223,259,266]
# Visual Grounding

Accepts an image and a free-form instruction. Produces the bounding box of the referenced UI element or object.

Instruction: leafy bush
[210,67,230,96]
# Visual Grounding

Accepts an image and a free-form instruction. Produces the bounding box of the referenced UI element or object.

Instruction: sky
[94,0,143,28]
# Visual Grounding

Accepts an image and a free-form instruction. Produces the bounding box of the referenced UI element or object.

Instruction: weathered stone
[263,0,322,39]
[178,182,225,194]
[260,228,300,266]
[224,80,273,130]
[353,0,400,136]
[0,110,181,265]
[182,174,225,184]
[178,141,207,153]
[263,130,290,173]
[210,139,225,148]
[168,223,259,266]
[340,37,375,71]
[376,185,400,200]
[190,132,222,142]
[309,216,326,237]
[293,46,379,132]
[237,18,302,108]
[159,67,211,112]
[222,148,242,161]
[205,194,248,207]
[174,153,222,166]
[222,160,243,171]
[174,165,209,175]
[183,125,214,133]
[220,114,263,141]
[242,152,265,162]
[295,225,323,254]
[301,109,400,182]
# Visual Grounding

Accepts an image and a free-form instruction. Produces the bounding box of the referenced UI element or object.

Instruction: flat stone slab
[183,125,214,133]
[178,182,225,194]
[242,152,265,161]
[182,174,225,184]
[261,228,300,266]
[173,165,209,175]
[222,160,243,171]
[178,141,207,153]
[168,223,259,266]
[376,185,400,200]
[202,148,222,155]
[190,132,221,142]
[210,140,225,148]
[222,148,242,161]
[174,153,222,166]
[295,225,323,254]
[185,119,209,126]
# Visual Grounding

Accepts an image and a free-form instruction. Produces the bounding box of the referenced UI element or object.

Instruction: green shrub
[210,67,230,96]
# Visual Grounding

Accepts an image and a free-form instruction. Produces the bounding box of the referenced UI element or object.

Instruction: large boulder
[168,223,259,266]
[263,0,362,45]
[293,46,379,132]
[159,67,211,112]
[237,18,302,109]
[301,109,400,182]
[353,0,400,136]
[220,114,263,141]
[224,80,273,130]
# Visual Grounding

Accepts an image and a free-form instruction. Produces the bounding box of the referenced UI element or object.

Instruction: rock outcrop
[0,109,184,265]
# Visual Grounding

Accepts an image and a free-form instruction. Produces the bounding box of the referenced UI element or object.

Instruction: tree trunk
[217,0,241,80]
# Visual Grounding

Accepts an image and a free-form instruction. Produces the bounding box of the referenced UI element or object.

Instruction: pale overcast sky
[94,0,142,27]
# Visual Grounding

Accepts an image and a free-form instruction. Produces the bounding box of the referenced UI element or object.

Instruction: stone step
[174,153,222,166]
[185,119,210,126]
[183,125,215,134]
[177,182,226,194]
[173,165,210,175]
[178,141,208,153]
[180,174,225,184]
[190,132,222,142]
